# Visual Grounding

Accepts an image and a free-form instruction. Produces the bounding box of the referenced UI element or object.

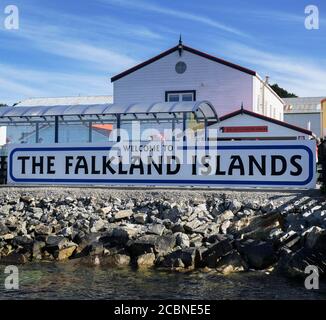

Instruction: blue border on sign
[8,145,314,186]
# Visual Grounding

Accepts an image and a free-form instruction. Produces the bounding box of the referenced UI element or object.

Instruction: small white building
[111,40,285,120]
[284,97,326,138]
[209,108,313,141]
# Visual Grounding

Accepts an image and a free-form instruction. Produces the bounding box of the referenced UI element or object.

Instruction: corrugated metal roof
[15,95,113,107]
[283,97,325,113]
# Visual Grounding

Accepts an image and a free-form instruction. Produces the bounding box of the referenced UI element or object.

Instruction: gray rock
[156,248,198,269]
[101,254,130,267]
[201,239,233,268]
[20,195,35,203]
[216,251,248,274]
[97,206,112,215]
[277,231,301,250]
[100,224,143,247]
[134,213,147,224]
[0,223,10,236]
[32,241,46,260]
[34,224,53,236]
[206,233,228,244]
[58,226,73,237]
[147,224,165,236]
[46,235,69,251]
[13,235,34,248]
[303,226,325,250]
[230,211,282,240]
[128,234,176,257]
[184,219,203,233]
[175,232,190,248]
[215,210,234,223]
[64,196,75,204]
[54,244,77,260]
[227,199,242,213]
[136,253,156,268]
[237,239,276,270]
[90,219,106,233]
[220,220,231,234]
[277,247,319,278]
[31,208,43,220]
[113,209,133,221]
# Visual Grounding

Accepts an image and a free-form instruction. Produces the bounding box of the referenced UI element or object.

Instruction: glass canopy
[0,101,218,124]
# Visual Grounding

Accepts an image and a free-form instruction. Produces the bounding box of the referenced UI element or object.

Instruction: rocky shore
[0,187,325,278]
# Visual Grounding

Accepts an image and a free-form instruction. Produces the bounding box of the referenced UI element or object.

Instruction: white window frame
[165,90,196,102]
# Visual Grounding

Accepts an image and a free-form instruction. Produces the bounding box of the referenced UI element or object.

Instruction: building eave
[111,44,257,82]
[219,108,313,136]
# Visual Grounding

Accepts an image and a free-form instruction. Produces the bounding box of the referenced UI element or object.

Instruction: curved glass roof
[0,101,218,124]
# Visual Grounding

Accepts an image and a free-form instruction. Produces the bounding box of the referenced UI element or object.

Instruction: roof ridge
[111,44,256,82]
[219,108,313,136]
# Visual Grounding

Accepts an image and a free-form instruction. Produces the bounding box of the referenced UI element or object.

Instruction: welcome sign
[7,140,316,188]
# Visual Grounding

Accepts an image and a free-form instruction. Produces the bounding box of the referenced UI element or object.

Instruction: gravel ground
[0,186,321,205]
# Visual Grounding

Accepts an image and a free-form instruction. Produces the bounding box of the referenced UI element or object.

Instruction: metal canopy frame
[2,101,218,144]
[0,101,218,125]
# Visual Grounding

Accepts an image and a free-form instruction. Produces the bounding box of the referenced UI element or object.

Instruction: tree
[270,83,298,98]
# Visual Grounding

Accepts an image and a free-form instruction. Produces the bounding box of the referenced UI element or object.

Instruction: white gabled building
[209,108,313,140]
[111,40,285,120]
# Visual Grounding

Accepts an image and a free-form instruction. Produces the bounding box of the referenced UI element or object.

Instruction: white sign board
[7,140,316,188]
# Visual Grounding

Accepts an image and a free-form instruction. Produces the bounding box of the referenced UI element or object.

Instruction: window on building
[165,90,196,102]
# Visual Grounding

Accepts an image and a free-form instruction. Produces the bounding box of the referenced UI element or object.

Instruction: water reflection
[0,263,325,300]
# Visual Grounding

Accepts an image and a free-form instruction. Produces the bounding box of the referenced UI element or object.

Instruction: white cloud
[0,63,111,105]
[101,0,249,37]
[1,21,138,72]
[221,42,326,96]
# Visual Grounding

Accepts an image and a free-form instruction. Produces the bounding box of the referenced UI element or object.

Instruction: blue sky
[0,0,325,105]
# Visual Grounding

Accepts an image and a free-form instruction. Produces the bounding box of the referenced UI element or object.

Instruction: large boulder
[128,234,176,257]
[13,235,34,250]
[216,251,248,274]
[277,247,324,278]
[201,239,233,268]
[236,239,277,270]
[136,253,156,268]
[229,211,282,240]
[156,248,198,269]
[54,244,77,261]
[45,235,69,253]
[175,232,190,248]
[100,224,143,247]
[303,226,326,251]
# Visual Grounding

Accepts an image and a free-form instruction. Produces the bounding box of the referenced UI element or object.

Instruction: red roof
[219,108,313,136]
[111,44,256,82]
